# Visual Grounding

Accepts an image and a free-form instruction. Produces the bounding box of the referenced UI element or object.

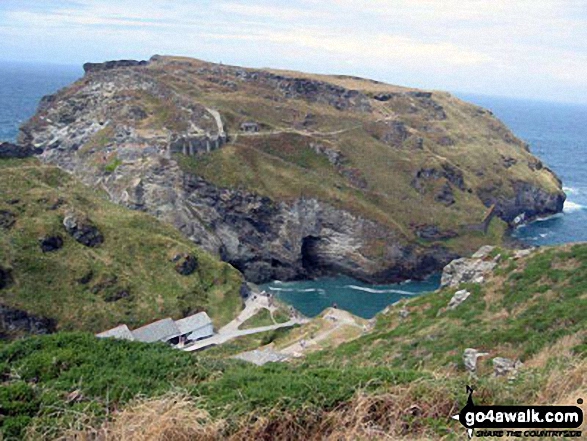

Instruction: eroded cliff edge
[17,56,565,283]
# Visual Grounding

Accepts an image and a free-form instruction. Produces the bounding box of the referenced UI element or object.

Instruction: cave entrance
[301,235,322,270]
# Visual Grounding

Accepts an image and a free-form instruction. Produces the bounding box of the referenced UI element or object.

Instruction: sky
[1,0,586,104]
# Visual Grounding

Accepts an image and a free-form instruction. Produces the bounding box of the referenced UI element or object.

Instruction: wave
[345,285,416,295]
[564,200,585,213]
[563,186,581,195]
[268,287,320,293]
[533,213,564,222]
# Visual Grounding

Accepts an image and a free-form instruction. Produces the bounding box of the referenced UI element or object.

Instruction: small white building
[131,318,181,344]
[96,324,135,341]
[175,311,214,342]
[95,312,214,346]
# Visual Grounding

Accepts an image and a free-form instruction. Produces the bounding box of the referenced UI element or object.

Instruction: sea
[1,63,585,318]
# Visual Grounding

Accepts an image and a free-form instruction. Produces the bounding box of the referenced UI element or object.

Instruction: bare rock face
[477,180,565,225]
[63,212,104,247]
[0,141,41,159]
[440,246,498,288]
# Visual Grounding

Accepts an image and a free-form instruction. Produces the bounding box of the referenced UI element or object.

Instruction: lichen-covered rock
[39,235,64,253]
[63,212,104,247]
[463,348,489,375]
[493,357,522,377]
[440,246,498,288]
[448,289,471,310]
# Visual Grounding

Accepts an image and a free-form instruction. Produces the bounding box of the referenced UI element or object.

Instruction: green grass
[103,157,122,173]
[239,305,290,330]
[0,158,243,334]
[0,332,425,438]
[151,56,563,259]
[306,244,587,370]
[1,244,586,439]
[240,309,274,329]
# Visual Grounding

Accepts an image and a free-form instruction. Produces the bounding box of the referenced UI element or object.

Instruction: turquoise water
[260,274,441,319]
[1,64,585,318]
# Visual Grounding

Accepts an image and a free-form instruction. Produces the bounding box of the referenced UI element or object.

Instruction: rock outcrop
[0,210,16,229]
[447,289,471,310]
[0,141,41,159]
[173,253,198,276]
[0,304,56,338]
[83,59,149,74]
[463,348,489,375]
[477,180,565,224]
[440,246,499,288]
[493,357,522,378]
[39,235,64,253]
[0,267,12,290]
[63,212,104,247]
[17,56,565,284]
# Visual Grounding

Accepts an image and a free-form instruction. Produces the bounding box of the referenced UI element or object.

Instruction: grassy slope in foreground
[0,157,243,334]
[1,243,585,439]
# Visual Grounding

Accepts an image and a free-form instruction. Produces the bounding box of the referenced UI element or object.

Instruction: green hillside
[2,243,585,439]
[0,157,244,336]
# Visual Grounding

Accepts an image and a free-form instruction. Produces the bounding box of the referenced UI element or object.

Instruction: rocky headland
[15,56,565,284]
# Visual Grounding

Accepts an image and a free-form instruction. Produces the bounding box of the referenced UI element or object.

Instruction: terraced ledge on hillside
[17,55,565,283]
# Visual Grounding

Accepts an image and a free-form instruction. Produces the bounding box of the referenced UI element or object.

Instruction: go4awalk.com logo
[452,386,584,438]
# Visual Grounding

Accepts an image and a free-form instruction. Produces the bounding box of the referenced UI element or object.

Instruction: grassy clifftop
[0,157,244,335]
[2,243,585,439]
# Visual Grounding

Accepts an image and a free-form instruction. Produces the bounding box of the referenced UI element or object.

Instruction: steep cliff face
[18,56,565,283]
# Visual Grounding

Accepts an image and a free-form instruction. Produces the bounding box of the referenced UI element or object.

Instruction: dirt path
[218,294,275,334]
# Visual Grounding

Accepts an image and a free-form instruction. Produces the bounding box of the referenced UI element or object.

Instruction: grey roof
[132,318,180,343]
[96,324,135,341]
[175,312,212,335]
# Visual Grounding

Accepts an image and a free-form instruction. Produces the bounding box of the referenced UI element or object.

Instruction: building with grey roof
[131,318,180,343]
[96,324,135,341]
[175,311,214,342]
